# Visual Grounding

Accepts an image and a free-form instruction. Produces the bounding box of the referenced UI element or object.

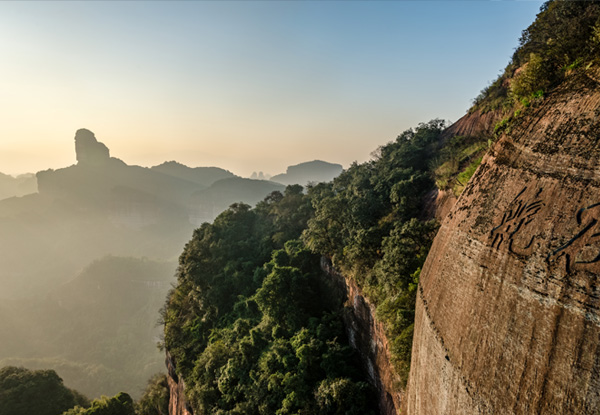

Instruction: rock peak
[75,129,110,165]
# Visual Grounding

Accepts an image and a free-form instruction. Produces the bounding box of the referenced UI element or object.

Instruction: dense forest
[161,117,483,413]
[0,366,168,415]
[163,187,377,414]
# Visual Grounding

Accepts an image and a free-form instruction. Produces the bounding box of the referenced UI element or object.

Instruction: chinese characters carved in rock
[490,187,600,275]
[547,202,600,274]
[490,187,544,257]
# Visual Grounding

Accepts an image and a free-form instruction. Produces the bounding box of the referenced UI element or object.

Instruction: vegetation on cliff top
[448,0,600,195]
[473,0,600,115]
[303,120,443,383]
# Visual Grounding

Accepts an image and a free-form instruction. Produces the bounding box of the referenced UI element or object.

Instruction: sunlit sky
[0,0,544,178]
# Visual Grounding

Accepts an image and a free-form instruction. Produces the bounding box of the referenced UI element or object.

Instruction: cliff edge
[405,70,600,413]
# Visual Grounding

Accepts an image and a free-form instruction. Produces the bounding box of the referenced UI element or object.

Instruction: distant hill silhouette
[189,177,284,225]
[270,160,343,186]
[36,129,204,217]
[0,172,37,201]
[0,129,290,299]
[151,161,234,188]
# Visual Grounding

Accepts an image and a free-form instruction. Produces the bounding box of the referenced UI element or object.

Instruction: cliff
[441,108,504,141]
[166,353,192,415]
[405,70,600,413]
[320,258,401,415]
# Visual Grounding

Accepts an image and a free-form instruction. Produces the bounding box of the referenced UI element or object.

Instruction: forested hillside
[0,256,175,399]
[164,2,600,413]
[163,187,377,414]
[162,117,493,412]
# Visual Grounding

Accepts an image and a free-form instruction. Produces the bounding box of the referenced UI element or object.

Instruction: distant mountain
[0,128,327,400]
[151,161,235,188]
[249,171,271,180]
[0,172,37,201]
[189,177,285,225]
[0,129,292,298]
[0,128,295,399]
[36,130,205,217]
[270,160,343,186]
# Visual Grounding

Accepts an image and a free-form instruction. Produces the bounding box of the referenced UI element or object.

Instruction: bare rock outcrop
[441,108,504,141]
[75,128,110,165]
[166,352,193,415]
[405,71,600,414]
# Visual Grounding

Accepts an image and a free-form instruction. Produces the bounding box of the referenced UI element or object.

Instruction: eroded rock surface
[441,108,503,141]
[405,72,600,414]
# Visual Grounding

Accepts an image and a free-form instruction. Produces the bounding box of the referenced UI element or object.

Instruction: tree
[136,374,169,415]
[62,392,135,415]
[0,366,89,415]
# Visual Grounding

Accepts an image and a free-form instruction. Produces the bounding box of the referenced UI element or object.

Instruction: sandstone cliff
[166,352,193,415]
[405,70,600,413]
[441,108,504,142]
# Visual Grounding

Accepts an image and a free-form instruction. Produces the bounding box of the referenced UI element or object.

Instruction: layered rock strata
[405,72,600,413]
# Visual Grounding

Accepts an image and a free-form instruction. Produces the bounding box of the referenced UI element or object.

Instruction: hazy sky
[0,0,544,178]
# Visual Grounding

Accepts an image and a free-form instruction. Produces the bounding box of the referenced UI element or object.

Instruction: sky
[0,0,545,178]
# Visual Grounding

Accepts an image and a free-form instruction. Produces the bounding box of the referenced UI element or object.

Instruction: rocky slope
[405,70,600,413]
[440,108,503,142]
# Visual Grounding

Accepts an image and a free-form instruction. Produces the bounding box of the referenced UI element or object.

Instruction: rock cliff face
[321,258,401,415]
[441,108,503,141]
[166,353,193,415]
[405,71,600,413]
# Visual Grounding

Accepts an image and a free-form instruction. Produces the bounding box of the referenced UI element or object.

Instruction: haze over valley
[0,128,342,398]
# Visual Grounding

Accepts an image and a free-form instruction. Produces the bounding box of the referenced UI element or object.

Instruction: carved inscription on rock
[490,186,600,275]
[490,187,544,257]
[547,202,600,274]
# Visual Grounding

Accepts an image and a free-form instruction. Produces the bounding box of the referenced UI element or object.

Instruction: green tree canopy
[0,366,88,415]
